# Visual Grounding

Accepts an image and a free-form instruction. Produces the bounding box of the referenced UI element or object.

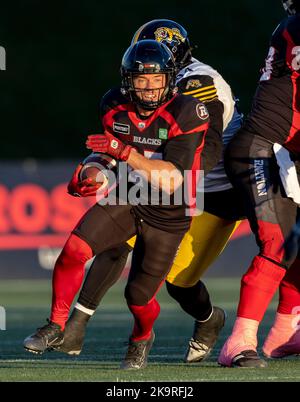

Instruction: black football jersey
[100,90,209,233]
[244,14,300,154]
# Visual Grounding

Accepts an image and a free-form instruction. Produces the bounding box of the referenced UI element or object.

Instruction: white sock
[74,303,95,316]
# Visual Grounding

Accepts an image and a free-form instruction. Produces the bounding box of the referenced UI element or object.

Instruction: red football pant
[50,234,93,330]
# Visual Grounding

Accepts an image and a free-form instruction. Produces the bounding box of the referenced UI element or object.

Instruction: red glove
[86,132,133,161]
[67,164,101,197]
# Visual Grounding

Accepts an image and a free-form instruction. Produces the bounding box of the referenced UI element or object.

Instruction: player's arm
[177,74,224,174]
[87,95,209,193]
[86,131,182,193]
[87,100,208,194]
[126,128,206,193]
[86,128,207,194]
[126,151,183,194]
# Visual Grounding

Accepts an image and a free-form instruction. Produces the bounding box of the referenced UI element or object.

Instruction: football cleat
[231,350,267,368]
[185,306,226,363]
[262,312,300,358]
[23,319,64,354]
[120,331,155,370]
[218,316,261,367]
[54,308,91,355]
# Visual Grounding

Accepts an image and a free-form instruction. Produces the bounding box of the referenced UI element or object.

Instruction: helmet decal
[132,20,192,68]
[154,27,186,45]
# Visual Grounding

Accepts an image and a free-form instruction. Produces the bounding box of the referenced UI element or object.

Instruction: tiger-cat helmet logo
[154,27,185,46]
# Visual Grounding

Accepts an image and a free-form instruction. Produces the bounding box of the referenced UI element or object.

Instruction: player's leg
[219,133,298,368]
[165,188,243,362]
[166,214,241,287]
[78,236,136,312]
[262,251,300,358]
[57,235,136,355]
[166,279,226,364]
[121,223,185,370]
[23,204,137,354]
[165,212,236,363]
[59,186,243,357]
[57,242,133,355]
[60,207,238,356]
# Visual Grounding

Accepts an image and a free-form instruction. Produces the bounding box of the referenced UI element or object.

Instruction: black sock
[166,280,212,321]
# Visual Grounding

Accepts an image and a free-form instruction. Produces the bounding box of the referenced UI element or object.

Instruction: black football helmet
[131,19,192,69]
[121,39,177,110]
[282,0,300,14]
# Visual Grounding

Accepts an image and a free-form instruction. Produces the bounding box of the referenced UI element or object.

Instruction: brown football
[79,153,118,190]
[80,165,105,185]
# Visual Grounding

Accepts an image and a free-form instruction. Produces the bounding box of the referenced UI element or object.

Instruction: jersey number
[260,47,276,81]
[144,151,162,160]
[292,46,300,71]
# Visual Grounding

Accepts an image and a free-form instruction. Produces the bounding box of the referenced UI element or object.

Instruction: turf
[0,278,299,382]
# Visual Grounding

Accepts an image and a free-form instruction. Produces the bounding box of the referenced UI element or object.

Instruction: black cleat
[120,331,155,370]
[185,306,226,363]
[232,350,267,368]
[23,319,64,354]
[54,308,91,355]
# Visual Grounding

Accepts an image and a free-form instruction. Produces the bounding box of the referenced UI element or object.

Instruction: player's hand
[67,164,101,197]
[86,132,133,161]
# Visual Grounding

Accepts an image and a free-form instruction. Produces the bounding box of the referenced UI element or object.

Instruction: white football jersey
[177,57,242,192]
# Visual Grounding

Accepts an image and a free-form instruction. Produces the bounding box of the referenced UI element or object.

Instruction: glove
[67,164,101,197]
[86,132,133,161]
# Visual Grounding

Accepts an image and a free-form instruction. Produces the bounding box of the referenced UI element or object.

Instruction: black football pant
[74,203,184,306]
[79,250,213,320]
[78,244,132,310]
[76,193,224,321]
[225,131,299,268]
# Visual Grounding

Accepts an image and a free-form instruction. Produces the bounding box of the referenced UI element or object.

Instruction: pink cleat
[263,312,300,358]
[218,317,267,368]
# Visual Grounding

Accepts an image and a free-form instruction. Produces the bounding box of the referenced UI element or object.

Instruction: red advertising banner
[0,161,254,278]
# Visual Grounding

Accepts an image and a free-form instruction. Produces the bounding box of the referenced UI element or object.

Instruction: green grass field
[0,278,299,382]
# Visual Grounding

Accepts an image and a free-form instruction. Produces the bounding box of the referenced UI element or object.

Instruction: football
[79,153,118,190]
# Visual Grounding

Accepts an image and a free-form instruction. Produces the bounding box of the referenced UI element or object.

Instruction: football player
[218,0,300,368]
[60,20,245,363]
[24,40,211,369]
